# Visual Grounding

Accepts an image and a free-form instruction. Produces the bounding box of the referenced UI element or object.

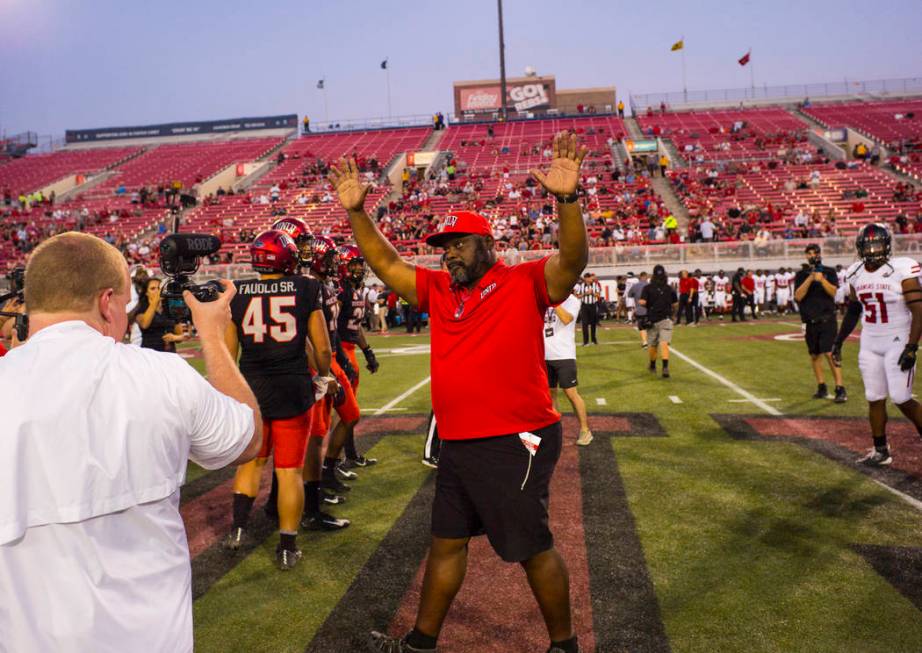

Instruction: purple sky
[1,0,920,138]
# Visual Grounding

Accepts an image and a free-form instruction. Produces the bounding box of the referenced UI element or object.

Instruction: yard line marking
[595,398,607,406]
[871,479,922,512]
[727,398,782,403]
[374,376,431,416]
[668,395,682,404]
[360,407,408,413]
[669,347,783,416]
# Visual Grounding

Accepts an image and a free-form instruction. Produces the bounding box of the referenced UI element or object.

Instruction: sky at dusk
[1,0,920,138]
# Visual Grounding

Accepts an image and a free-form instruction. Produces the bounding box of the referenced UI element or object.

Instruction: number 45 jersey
[845,257,922,338]
[231,275,323,419]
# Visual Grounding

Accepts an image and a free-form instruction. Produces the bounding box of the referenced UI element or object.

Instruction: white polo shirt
[0,321,254,653]
[543,295,581,361]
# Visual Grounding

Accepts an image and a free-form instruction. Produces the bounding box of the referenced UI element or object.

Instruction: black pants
[676,293,696,324]
[746,294,757,318]
[580,303,598,344]
[405,305,420,333]
[732,294,746,321]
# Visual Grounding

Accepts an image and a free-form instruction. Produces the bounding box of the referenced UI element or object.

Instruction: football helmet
[337,245,366,284]
[856,223,891,269]
[271,217,313,264]
[250,230,299,274]
[306,236,339,278]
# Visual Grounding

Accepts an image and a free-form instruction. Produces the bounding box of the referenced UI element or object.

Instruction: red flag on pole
[738,51,751,66]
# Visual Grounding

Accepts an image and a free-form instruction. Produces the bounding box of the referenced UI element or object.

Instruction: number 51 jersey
[231,275,323,418]
[845,257,922,337]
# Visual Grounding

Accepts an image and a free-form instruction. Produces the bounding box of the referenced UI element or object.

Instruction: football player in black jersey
[335,245,381,469]
[221,229,335,570]
[302,235,360,530]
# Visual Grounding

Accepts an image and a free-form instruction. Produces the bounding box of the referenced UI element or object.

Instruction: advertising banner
[65,114,298,143]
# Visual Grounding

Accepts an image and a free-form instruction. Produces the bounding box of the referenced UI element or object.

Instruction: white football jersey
[846,257,922,337]
[713,275,731,292]
[774,273,790,289]
[754,274,766,290]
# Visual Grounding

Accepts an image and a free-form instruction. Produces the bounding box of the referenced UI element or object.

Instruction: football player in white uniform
[774,267,792,314]
[754,270,767,311]
[833,223,922,465]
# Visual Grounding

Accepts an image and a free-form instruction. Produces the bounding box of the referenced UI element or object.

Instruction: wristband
[906,343,919,352]
[554,192,580,204]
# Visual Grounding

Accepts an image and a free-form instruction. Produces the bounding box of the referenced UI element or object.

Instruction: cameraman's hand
[813,272,824,282]
[184,279,235,342]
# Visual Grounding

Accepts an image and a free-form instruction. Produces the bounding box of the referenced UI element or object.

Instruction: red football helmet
[338,244,366,284]
[271,217,313,263]
[306,235,339,278]
[250,230,299,274]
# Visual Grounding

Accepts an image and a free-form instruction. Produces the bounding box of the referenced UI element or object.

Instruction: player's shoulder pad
[844,260,863,278]
[889,257,921,278]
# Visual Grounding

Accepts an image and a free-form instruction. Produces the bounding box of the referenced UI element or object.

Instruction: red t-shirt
[0,341,6,357]
[742,276,755,293]
[679,278,699,294]
[416,258,561,440]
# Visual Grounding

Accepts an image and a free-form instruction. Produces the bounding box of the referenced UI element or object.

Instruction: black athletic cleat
[367,632,436,652]
[323,474,352,493]
[662,369,670,379]
[335,463,358,481]
[302,511,351,531]
[649,362,656,373]
[421,456,439,469]
[275,546,302,571]
[221,527,248,552]
[343,455,378,468]
[834,386,847,403]
[323,493,347,506]
[813,383,829,399]
[857,448,892,466]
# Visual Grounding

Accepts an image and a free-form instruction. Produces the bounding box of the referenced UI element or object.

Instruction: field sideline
[181,318,922,653]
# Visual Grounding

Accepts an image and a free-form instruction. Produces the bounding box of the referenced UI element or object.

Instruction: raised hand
[530,131,588,197]
[328,158,371,212]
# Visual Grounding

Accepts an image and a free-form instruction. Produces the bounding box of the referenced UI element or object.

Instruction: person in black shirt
[335,245,380,469]
[136,278,186,352]
[731,268,747,323]
[640,265,678,378]
[793,244,846,402]
[222,229,334,570]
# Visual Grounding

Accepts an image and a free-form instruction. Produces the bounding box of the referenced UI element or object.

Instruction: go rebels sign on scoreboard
[459,83,551,113]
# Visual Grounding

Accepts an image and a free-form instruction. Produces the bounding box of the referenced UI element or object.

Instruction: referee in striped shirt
[575,273,601,346]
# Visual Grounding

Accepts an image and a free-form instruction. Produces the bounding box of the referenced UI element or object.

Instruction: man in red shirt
[675,270,699,326]
[742,269,757,319]
[329,132,588,653]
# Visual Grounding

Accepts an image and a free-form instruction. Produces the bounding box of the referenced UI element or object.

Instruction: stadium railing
[630,77,922,114]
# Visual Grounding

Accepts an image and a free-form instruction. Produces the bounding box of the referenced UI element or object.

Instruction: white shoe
[576,430,593,446]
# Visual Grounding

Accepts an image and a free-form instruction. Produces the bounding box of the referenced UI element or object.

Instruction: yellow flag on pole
[671,39,684,51]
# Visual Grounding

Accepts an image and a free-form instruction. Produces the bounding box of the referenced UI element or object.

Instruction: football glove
[831,341,843,368]
[362,347,380,373]
[899,343,918,372]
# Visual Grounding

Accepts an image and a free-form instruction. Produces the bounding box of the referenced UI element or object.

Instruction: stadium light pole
[497,0,508,121]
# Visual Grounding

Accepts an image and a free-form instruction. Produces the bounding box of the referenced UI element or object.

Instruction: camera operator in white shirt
[0,232,263,653]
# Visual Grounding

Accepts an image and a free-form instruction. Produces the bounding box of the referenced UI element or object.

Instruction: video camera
[158,234,224,321]
[0,266,28,341]
[1,266,25,303]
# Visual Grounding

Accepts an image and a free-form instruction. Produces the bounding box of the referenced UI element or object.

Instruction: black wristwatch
[554,191,580,204]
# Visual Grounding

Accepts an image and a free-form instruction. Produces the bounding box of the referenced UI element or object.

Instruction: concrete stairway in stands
[661,139,688,168]
[624,117,644,140]
[420,128,445,151]
[651,175,691,231]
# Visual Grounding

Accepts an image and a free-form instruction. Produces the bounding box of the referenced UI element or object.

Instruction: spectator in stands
[617,100,625,118]
[303,116,310,133]
[699,216,716,242]
[658,154,669,177]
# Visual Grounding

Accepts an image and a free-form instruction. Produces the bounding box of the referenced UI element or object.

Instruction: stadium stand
[0,146,141,197]
[181,128,432,260]
[636,108,810,162]
[802,99,922,151]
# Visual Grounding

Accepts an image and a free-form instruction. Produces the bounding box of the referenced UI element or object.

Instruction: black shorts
[431,421,562,562]
[546,359,578,389]
[805,315,837,356]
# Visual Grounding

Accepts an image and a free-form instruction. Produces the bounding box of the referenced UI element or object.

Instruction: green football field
[181,318,922,653]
